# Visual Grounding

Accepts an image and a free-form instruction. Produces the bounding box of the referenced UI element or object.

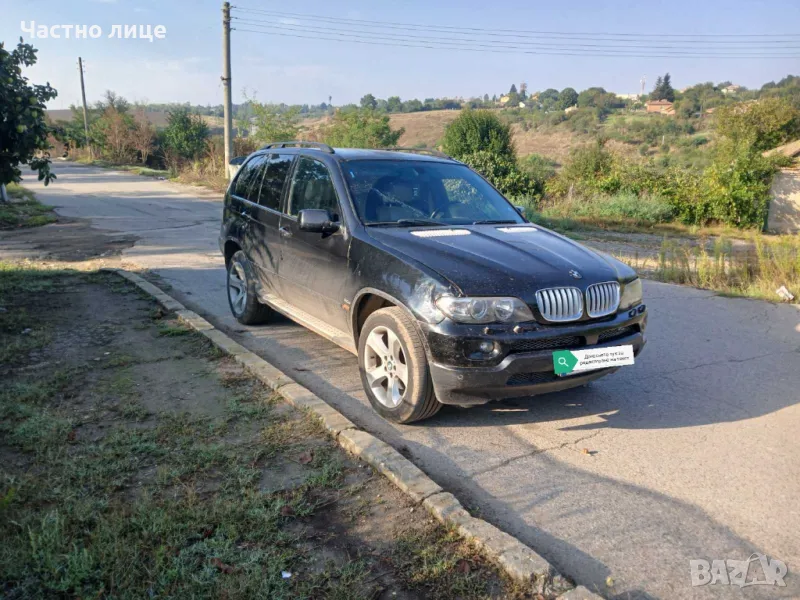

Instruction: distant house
[615,93,640,101]
[646,100,675,114]
[721,84,742,95]
[564,105,578,114]
[499,95,511,105]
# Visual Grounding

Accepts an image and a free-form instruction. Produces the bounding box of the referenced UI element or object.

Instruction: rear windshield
[341,160,524,226]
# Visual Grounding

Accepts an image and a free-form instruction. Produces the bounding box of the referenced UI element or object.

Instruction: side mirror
[298,209,340,234]
[514,205,527,215]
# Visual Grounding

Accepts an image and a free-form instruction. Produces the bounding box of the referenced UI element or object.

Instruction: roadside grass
[0,184,57,229]
[0,263,525,599]
[174,166,229,193]
[536,192,675,229]
[75,157,169,178]
[616,234,800,302]
[0,262,75,365]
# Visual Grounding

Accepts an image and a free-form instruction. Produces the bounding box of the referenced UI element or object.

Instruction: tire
[358,306,441,424]
[227,250,274,325]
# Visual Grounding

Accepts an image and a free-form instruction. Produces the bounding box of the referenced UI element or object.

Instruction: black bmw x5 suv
[220,142,647,423]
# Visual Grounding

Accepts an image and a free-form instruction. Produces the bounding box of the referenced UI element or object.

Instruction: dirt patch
[0,266,532,599]
[0,215,136,263]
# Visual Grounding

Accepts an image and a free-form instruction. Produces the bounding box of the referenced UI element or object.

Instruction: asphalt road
[17,163,800,598]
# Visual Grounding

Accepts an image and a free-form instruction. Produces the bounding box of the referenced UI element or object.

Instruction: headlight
[620,278,643,310]
[435,296,534,324]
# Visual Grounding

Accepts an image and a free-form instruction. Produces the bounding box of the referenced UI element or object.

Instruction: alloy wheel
[363,325,409,408]
[228,262,247,315]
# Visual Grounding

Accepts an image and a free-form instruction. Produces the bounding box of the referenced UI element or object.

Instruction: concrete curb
[104,268,588,599]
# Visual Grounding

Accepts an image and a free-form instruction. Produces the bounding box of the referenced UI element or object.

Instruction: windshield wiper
[368,219,443,228]
[471,219,519,225]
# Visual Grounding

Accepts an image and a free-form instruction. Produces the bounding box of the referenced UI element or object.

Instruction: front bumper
[421,307,647,406]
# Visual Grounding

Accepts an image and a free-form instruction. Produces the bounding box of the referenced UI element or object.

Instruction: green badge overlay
[553,350,579,375]
[553,345,635,375]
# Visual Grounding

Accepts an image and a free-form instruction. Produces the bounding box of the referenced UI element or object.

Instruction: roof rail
[384,147,455,160]
[260,141,335,153]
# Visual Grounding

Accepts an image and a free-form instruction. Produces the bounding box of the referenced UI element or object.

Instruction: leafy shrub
[562,108,600,134]
[460,150,538,202]
[320,109,404,148]
[518,154,557,198]
[548,140,615,196]
[714,97,800,152]
[162,108,209,171]
[701,142,780,227]
[441,110,514,160]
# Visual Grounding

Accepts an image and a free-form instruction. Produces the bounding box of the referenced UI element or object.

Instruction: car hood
[366,224,634,298]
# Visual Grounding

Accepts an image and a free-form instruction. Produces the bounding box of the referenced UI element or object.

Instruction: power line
[231,7,800,41]
[232,26,800,59]
[231,17,800,53]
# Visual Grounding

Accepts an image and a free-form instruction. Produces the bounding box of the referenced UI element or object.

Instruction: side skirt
[258,291,357,355]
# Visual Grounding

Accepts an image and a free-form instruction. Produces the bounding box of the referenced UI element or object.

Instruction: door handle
[279,226,292,239]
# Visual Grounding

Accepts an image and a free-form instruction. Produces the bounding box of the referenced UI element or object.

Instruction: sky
[2,0,799,110]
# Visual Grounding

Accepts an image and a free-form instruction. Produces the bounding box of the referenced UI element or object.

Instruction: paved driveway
[14,163,800,598]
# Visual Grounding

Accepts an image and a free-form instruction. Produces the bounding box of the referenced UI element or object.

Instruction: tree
[540,88,559,102]
[386,96,403,113]
[321,109,404,148]
[651,74,675,102]
[557,87,578,110]
[0,38,58,201]
[162,108,209,170]
[661,73,675,102]
[509,84,518,95]
[715,97,800,152]
[403,99,423,112]
[96,90,130,113]
[441,110,515,160]
[519,82,528,100]
[249,102,300,144]
[130,111,156,164]
[93,107,136,162]
[360,93,377,110]
[652,76,663,99]
[483,93,490,103]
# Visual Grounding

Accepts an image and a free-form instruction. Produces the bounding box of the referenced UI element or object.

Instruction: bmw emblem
[569,269,582,279]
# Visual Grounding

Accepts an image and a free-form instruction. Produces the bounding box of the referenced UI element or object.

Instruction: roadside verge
[106,268,604,600]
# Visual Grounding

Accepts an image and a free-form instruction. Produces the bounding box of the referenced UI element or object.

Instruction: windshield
[342,160,525,226]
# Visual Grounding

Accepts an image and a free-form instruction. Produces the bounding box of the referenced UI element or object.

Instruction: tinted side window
[233,155,266,200]
[259,154,294,211]
[287,157,339,217]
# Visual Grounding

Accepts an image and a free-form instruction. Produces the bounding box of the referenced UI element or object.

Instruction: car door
[228,153,265,259]
[277,155,351,332]
[246,152,294,299]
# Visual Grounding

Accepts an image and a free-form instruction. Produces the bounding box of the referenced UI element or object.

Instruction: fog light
[479,341,494,353]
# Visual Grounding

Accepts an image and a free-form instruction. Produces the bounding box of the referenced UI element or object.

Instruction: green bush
[460,150,538,202]
[162,108,209,169]
[441,110,514,160]
[702,142,779,227]
[321,109,404,148]
[519,153,557,197]
[714,97,800,152]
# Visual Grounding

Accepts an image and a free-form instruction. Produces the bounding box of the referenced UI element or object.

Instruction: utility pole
[78,57,91,158]
[222,2,233,178]
[640,75,646,99]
